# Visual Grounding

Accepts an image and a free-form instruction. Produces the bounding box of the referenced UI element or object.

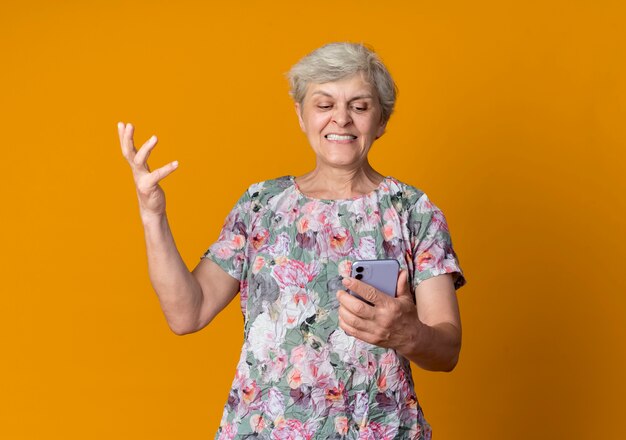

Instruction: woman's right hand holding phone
[118,122,179,222]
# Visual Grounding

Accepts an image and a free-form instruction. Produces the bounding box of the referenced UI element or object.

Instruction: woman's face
[295,73,387,169]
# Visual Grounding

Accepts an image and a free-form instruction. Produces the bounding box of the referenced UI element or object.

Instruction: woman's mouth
[325,134,357,141]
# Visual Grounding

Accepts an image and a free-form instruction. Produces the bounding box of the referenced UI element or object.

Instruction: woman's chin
[315,150,366,167]
[319,156,362,168]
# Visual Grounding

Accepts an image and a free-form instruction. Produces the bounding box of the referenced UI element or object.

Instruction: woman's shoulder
[241,175,293,198]
[234,176,296,212]
[384,176,429,211]
[385,177,452,227]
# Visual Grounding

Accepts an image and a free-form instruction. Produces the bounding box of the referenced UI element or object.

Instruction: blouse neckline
[288,175,392,204]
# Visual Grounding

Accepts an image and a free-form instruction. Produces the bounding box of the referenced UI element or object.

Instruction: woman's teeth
[325,134,357,141]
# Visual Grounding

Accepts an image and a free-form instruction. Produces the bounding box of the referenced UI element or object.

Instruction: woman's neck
[295,162,385,200]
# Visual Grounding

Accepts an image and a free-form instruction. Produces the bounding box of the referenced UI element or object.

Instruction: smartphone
[348,259,400,306]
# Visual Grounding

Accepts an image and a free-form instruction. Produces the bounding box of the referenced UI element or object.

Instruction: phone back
[350,259,399,297]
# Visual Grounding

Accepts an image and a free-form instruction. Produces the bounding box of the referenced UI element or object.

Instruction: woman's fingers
[118,122,177,217]
[144,160,179,187]
[118,122,137,161]
[338,300,374,332]
[134,135,158,171]
[117,122,128,155]
[396,270,413,301]
[118,122,164,173]
[124,122,136,152]
[337,289,375,318]
[341,277,387,306]
[118,122,178,191]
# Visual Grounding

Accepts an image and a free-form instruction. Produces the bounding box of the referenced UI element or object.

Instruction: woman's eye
[352,105,368,112]
[317,105,332,110]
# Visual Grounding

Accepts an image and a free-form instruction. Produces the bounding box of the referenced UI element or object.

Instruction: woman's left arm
[337,271,461,372]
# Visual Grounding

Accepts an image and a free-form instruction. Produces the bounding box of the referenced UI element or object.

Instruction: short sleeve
[200,189,252,281]
[408,193,466,290]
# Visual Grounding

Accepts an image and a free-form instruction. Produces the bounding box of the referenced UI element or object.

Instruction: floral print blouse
[202,176,466,440]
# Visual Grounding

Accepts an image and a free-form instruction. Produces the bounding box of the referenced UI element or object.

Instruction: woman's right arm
[119,122,239,335]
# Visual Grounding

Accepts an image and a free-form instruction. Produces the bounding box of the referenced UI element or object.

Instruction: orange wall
[1,1,624,438]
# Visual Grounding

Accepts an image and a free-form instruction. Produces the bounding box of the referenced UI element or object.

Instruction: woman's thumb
[396,270,412,298]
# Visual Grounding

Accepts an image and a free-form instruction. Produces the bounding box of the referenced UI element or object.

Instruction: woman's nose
[332,105,352,126]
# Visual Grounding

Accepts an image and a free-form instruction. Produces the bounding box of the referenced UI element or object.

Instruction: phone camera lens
[355,274,363,280]
[356,266,364,273]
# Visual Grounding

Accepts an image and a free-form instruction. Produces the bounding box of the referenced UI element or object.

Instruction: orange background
[1,1,625,438]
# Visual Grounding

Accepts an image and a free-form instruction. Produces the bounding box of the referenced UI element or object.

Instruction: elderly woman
[119,42,465,439]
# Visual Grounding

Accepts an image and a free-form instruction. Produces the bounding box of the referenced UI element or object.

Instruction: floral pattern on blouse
[202,176,465,440]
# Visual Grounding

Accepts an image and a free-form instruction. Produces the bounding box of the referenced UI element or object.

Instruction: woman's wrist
[396,318,428,361]
[398,321,461,372]
[140,210,167,228]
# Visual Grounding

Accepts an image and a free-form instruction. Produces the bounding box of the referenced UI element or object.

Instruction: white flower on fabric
[278,286,316,329]
[272,258,321,289]
[269,190,302,229]
[288,344,334,388]
[335,416,349,435]
[308,386,330,417]
[353,350,377,387]
[271,418,311,440]
[248,313,286,362]
[248,182,265,195]
[414,193,435,213]
[251,256,266,274]
[377,351,401,393]
[358,421,398,440]
[353,390,370,427]
[328,331,377,387]
[416,241,446,272]
[264,387,285,422]
[444,253,461,273]
[352,236,377,260]
[289,344,308,365]
[383,207,400,223]
[211,241,235,260]
[233,358,251,389]
[217,422,237,440]
[329,329,355,362]
[382,208,402,241]
[347,201,382,233]
[249,414,266,433]
[338,259,352,278]
[263,347,288,382]
[264,232,291,257]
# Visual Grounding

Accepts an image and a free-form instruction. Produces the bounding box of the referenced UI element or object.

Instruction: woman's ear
[295,102,305,132]
[376,120,387,139]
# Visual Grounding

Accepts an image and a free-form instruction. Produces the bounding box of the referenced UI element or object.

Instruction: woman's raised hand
[118,122,179,220]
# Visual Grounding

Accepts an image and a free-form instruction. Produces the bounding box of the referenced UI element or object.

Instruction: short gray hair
[287,42,397,123]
